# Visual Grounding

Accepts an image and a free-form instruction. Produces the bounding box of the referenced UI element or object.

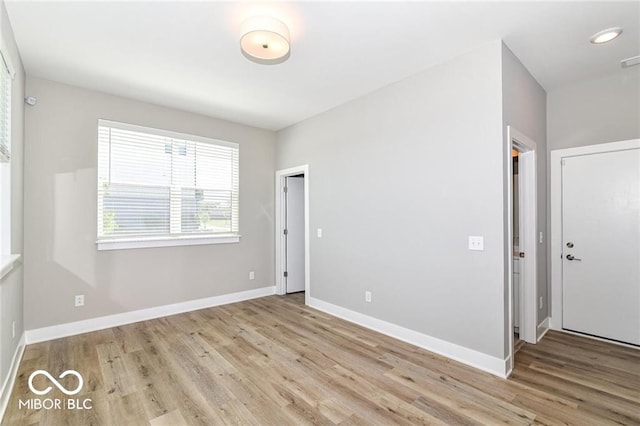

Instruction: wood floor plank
[213,371,296,425]
[510,364,640,424]
[528,361,639,402]
[124,349,177,421]
[149,409,188,426]
[385,365,536,425]
[3,294,639,425]
[316,398,353,424]
[96,341,138,397]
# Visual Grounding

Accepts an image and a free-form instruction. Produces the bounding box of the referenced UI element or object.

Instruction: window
[0,49,10,162]
[97,120,239,250]
[0,44,19,279]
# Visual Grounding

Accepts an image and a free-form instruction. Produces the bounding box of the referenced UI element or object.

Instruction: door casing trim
[549,139,640,332]
[506,126,538,376]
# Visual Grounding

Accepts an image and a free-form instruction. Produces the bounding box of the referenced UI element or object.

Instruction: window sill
[97,234,241,251]
[0,254,21,280]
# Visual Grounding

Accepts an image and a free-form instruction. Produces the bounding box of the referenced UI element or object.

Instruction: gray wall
[501,43,547,351]
[548,69,640,150]
[0,0,25,385]
[277,41,507,359]
[24,77,276,330]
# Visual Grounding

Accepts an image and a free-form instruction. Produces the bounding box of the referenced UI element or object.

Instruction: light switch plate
[317,228,323,238]
[468,236,484,251]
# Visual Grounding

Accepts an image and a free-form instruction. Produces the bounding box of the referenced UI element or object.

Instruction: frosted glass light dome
[240,16,290,65]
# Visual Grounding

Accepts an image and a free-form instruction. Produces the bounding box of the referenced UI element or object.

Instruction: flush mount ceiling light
[240,16,290,65]
[590,27,623,44]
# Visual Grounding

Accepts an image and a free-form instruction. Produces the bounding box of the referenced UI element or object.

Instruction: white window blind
[97,120,239,244]
[0,50,11,162]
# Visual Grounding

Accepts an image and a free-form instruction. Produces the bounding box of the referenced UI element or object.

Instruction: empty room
[0,1,638,425]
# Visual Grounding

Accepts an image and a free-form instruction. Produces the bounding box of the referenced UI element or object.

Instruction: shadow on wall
[47,168,121,321]
[53,169,99,288]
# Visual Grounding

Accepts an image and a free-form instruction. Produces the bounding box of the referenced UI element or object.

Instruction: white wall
[501,43,547,351]
[548,69,640,150]
[23,77,276,330]
[277,41,507,360]
[0,0,25,389]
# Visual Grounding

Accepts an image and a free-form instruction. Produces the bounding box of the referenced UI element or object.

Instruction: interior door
[562,148,640,345]
[285,176,305,293]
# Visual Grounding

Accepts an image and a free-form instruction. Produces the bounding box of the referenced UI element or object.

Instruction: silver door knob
[566,254,582,261]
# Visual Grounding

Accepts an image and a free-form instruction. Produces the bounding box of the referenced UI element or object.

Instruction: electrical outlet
[75,295,85,307]
[317,228,323,238]
[468,236,484,251]
[365,291,372,303]
[249,271,255,280]
[12,321,15,339]
[539,296,543,309]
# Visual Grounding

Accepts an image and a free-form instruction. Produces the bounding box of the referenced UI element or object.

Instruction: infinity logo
[28,370,84,396]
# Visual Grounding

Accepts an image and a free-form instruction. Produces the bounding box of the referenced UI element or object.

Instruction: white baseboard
[0,332,26,422]
[537,317,550,342]
[504,354,513,379]
[26,286,275,344]
[307,297,509,378]
[549,314,561,331]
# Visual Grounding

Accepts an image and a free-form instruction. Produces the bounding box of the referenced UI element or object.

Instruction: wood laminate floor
[2,293,639,425]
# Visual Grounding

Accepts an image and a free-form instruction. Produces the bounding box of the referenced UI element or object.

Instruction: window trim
[0,38,15,162]
[98,119,239,150]
[96,119,240,251]
[0,39,16,79]
[0,254,20,280]
[97,234,240,251]
[0,41,15,263]
[0,46,13,162]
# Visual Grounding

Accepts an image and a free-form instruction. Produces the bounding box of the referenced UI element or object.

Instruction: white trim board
[0,39,16,79]
[537,317,550,342]
[25,286,275,344]
[507,126,538,344]
[549,139,640,332]
[504,355,513,379]
[97,234,240,251]
[505,126,538,374]
[0,333,26,423]
[308,297,509,378]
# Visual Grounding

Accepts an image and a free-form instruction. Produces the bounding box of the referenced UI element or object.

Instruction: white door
[285,176,305,293]
[562,149,640,345]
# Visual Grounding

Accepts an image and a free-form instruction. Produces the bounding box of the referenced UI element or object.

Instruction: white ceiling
[5,1,639,131]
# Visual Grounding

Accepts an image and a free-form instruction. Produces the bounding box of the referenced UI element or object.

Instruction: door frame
[549,139,640,333]
[507,126,538,373]
[275,165,310,304]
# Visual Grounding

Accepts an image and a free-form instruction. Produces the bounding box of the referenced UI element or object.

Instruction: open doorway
[284,174,305,294]
[507,126,538,374]
[512,151,524,352]
[275,165,310,304]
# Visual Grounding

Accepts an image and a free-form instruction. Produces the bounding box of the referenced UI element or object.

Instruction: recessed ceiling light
[240,16,290,65]
[590,27,623,44]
